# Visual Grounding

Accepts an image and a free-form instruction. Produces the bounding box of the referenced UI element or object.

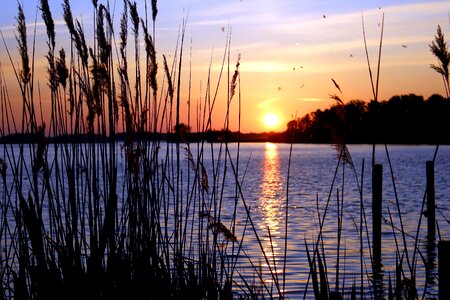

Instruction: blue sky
[0,0,449,132]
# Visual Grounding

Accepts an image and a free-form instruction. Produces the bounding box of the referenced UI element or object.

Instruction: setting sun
[263,114,280,128]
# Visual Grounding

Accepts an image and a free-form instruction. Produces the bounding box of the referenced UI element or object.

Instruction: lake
[1,142,449,299]
[198,143,450,298]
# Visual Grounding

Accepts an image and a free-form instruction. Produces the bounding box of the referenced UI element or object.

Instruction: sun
[263,113,279,128]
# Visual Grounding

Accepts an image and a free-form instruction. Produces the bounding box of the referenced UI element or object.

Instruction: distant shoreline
[1,131,448,145]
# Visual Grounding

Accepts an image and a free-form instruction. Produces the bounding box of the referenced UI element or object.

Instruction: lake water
[1,142,449,299]
[200,143,450,299]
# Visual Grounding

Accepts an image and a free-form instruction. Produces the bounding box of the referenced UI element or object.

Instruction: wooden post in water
[372,164,382,266]
[426,161,435,239]
[439,241,450,299]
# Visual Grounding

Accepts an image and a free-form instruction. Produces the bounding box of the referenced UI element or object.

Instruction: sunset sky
[0,0,449,133]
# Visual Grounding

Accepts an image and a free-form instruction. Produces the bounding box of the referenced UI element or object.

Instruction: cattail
[16,4,30,85]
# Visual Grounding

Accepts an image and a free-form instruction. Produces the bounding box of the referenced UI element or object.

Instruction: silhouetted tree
[343,100,367,143]
[172,123,191,142]
[284,94,450,144]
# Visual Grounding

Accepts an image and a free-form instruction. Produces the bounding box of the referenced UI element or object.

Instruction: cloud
[227,1,449,43]
[384,1,449,15]
[257,97,281,108]
[0,16,92,41]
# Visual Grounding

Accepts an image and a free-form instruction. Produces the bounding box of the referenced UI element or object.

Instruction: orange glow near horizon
[0,0,448,134]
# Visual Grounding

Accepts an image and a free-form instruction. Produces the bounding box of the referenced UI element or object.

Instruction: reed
[0,1,279,299]
[430,25,450,98]
[298,14,445,298]
[0,2,447,299]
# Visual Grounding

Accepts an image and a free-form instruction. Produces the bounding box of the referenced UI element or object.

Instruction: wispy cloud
[257,97,282,108]
[0,17,91,41]
[384,1,449,15]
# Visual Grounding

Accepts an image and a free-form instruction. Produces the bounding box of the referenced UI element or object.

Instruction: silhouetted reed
[298,13,446,299]
[430,25,450,98]
[0,2,447,300]
[0,1,282,299]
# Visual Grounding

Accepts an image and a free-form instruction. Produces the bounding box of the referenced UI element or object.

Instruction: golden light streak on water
[259,142,284,259]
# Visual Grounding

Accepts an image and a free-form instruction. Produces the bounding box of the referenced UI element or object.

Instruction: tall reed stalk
[0,1,280,299]
[0,2,446,300]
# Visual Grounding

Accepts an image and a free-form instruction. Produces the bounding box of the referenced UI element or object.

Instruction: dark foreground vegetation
[0,0,263,299]
[0,0,449,299]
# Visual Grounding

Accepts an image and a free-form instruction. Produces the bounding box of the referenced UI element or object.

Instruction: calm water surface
[212,143,449,299]
[2,143,449,298]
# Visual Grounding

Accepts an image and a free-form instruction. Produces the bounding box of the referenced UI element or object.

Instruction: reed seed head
[429,25,450,87]
[230,53,241,100]
[56,48,68,89]
[128,1,140,36]
[163,55,173,100]
[16,3,30,85]
[151,0,158,22]
[39,0,55,50]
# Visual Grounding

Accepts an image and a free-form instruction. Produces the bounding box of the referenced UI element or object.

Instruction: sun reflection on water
[259,143,284,257]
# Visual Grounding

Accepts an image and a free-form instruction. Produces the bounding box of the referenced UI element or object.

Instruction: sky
[0,0,449,133]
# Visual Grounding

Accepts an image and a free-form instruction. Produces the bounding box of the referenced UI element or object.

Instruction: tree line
[285,94,450,144]
[3,94,448,145]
